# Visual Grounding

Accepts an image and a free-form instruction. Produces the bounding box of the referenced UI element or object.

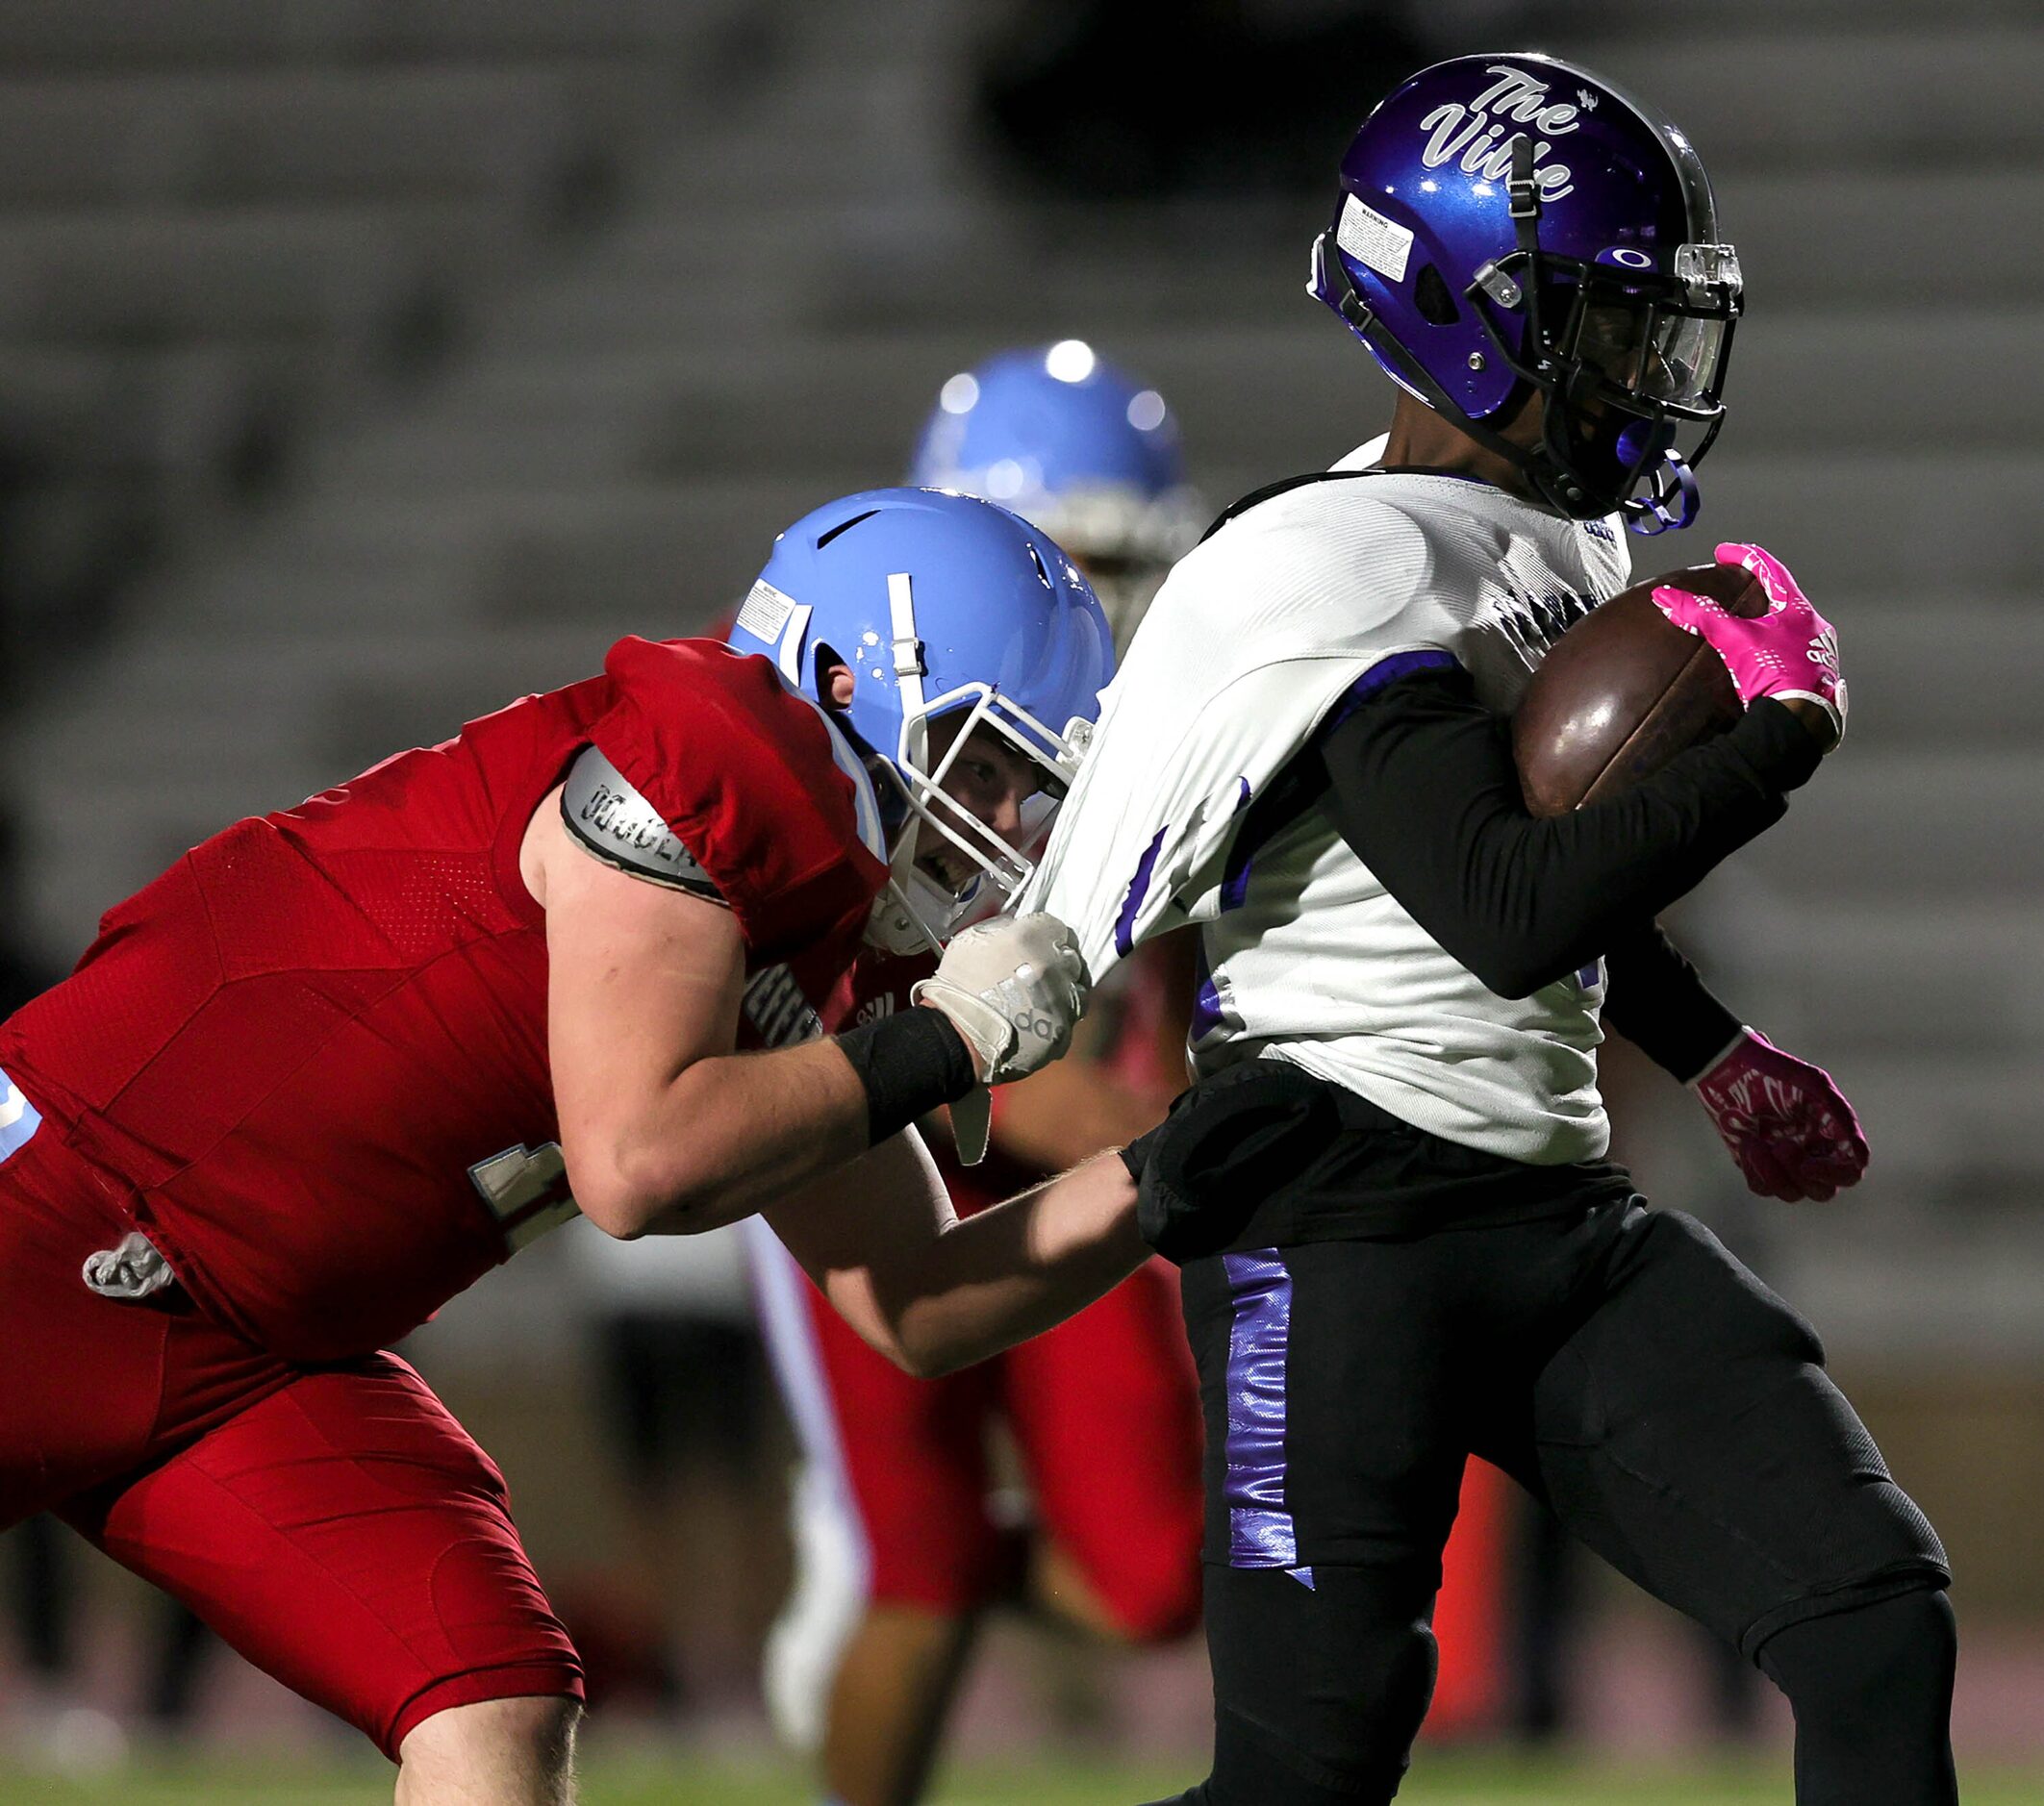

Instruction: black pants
[1177,1202,1950,1801]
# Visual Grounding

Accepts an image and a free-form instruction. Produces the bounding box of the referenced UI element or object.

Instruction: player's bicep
[558,741,727,900]
[1316,668,1538,969]
[537,787,746,1177]
[762,1127,955,1362]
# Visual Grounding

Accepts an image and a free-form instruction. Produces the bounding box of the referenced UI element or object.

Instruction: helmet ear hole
[1414,263,1460,327]
[813,641,855,709]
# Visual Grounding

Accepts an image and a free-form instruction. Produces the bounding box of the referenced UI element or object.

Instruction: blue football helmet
[909,341,1202,646]
[1308,52,1742,532]
[731,487,1114,953]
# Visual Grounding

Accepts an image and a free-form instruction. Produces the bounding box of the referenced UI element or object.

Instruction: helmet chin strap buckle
[887,571,927,688]
[1471,260,1524,311]
[1506,135,1543,237]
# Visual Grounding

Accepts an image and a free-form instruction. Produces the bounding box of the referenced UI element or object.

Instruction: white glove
[912,913,1090,1084]
[910,913,1090,1165]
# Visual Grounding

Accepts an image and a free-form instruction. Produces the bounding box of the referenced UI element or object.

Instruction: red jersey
[0,639,885,1362]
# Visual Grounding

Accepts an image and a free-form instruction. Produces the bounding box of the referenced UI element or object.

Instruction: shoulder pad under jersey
[560,743,723,900]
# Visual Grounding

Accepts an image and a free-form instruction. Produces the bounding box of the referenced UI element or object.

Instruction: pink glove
[1692,1028,1870,1203]
[1653,542,1847,742]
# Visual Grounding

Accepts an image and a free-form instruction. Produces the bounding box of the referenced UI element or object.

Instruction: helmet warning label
[736,578,796,646]
[1336,196,1414,285]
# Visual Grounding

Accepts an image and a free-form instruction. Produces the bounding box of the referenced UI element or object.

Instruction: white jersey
[1020,442,1632,1166]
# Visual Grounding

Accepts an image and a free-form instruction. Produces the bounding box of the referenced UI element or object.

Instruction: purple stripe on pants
[1221,1248,1299,1569]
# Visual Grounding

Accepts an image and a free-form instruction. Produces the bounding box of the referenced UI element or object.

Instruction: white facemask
[864,866,980,958]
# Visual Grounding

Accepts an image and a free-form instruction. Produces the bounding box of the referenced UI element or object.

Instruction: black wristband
[835,1005,978,1146]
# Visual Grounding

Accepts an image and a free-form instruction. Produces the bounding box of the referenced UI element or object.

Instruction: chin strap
[1623,449,1702,535]
[1310,229,1375,335]
[1506,134,1544,246]
[878,568,939,920]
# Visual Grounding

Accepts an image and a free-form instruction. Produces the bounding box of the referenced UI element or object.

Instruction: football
[1512,562,1764,816]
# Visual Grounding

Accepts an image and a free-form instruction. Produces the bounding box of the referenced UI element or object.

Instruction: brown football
[1513,562,1764,816]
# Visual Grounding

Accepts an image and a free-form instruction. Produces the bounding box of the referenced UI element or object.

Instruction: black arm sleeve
[1316,667,1822,999]
[1602,921,1742,1083]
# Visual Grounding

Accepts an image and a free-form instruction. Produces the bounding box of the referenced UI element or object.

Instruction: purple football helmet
[1308,52,1742,532]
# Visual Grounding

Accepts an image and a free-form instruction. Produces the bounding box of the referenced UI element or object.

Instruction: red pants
[0,1132,582,1758]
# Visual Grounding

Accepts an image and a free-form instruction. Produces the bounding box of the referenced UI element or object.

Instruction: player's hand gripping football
[1653,542,1847,750]
[1693,1029,1870,1203]
[912,913,1091,1165]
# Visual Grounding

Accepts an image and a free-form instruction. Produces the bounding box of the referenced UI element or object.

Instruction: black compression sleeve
[834,1006,978,1146]
[1317,668,1822,999]
[1602,921,1743,1082]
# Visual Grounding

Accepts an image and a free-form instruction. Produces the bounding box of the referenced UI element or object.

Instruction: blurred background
[2,0,2041,1800]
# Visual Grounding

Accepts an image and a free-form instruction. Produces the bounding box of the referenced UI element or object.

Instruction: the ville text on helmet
[1419,64,1583,202]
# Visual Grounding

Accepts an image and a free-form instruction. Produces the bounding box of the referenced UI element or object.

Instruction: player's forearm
[1467,707,1810,992]
[992,1054,1173,1172]
[580,1039,872,1237]
[1602,921,1742,1082]
[880,1152,1148,1377]
[1321,677,1819,998]
[591,1005,983,1237]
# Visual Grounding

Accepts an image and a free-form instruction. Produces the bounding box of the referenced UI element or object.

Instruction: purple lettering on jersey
[1112,826,1169,959]
[1221,1248,1300,1570]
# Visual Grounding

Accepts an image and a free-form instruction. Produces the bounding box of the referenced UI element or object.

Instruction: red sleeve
[588,637,887,966]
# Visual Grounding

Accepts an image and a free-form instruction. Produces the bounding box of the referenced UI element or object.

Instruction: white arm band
[560,743,724,901]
